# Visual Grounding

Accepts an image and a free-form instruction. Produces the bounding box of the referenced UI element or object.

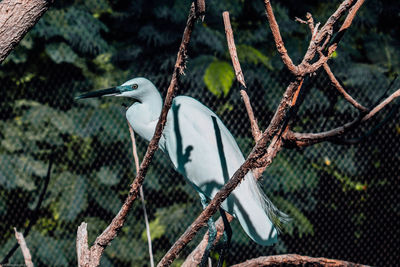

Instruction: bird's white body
[125,78,279,245]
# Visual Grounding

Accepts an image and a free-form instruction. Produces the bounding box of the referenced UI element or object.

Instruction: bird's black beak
[75,87,121,100]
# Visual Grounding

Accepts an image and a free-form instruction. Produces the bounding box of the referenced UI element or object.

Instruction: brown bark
[0,0,53,64]
[230,254,369,267]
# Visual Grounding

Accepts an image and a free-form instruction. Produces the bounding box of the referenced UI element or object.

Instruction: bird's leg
[216,208,232,267]
[199,193,216,267]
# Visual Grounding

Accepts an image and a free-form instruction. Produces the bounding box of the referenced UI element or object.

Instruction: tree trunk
[0,0,53,64]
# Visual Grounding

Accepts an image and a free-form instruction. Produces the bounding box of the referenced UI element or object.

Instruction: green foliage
[236,44,273,70]
[204,60,235,97]
[274,196,314,237]
[142,217,166,242]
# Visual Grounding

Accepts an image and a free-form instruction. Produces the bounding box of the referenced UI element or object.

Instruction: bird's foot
[200,216,217,267]
[216,208,232,267]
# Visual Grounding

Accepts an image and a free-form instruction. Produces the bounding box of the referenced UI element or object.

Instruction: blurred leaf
[237,44,273,69]
[204,60,234,97]
[264,150,319,193]
[45,42,78,64]
[58,175,88,221]
[97,166,120,185]
[274,196,314,237]
[28,231,69,266]
[0,155,18,189]
[90,185,121,214]
[142,217,166,242]
[34,6,109,56]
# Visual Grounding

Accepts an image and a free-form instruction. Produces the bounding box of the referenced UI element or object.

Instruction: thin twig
[323,63,368,112]
[230,254,368,267]
[76,4,197,267]
[14,228,33,267]
[263,0,298,75]
[128,123,154,267]
[1,157,53,265]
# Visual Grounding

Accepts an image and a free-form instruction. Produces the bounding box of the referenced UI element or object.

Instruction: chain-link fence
[1,1,400,266]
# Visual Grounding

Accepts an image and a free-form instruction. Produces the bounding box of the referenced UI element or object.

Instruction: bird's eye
[131,84,138,89]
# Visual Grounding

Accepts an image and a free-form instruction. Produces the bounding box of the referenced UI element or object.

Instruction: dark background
[0,0,399,266]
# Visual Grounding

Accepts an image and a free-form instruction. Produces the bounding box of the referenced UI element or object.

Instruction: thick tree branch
[76,4,197,267]
[230,254,368,267]
[0,0,53,64]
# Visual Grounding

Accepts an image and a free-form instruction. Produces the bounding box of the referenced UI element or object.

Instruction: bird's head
[76,77,158,102]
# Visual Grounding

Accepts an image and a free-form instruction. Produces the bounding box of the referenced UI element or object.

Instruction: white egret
[77,77,286,265]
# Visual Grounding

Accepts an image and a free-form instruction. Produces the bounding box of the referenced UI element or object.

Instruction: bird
[77,77,287,265]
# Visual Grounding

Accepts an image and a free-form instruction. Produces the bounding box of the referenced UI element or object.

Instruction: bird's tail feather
[248,173,290,232]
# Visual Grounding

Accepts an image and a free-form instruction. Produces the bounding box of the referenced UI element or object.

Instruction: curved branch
[284,88,400,147]
[230,254,368,267]
[0,0,53,63]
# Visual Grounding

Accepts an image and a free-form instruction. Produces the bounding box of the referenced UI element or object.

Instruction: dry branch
[0,0,53,63]
[14,228,34,267]
[76,4,197,267]
[263,0,298,75]
[323,63,368,112]
[284,88,400,147]
[230,254,369,267]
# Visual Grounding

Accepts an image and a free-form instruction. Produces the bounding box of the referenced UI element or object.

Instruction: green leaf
[45,42,78,64]
[236,44,273,69]
[204,60,234,97]
[273,196,314,237]
[0,155,17,189]
[57,174,88,221]
[141,217,166,242]
[265,150,319,193]
[28,231,69,266]
[97,166,120,185]
[90,185,121,214]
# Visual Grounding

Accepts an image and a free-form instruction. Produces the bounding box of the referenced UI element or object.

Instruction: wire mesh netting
[1,1,400,266]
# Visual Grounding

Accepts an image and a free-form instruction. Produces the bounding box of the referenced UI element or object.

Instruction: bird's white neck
[126,89,163,142]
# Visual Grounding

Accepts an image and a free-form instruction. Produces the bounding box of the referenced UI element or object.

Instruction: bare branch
[230,254,368,267]
[0,0,53,63]
[76,4,197,267]
[323,63,368,112]
[263,0,299,75]
[14,228,33,267]
[284,88,400,147]
[195,0,205,21]
[76,223,90,267]
[222,11,261,141]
